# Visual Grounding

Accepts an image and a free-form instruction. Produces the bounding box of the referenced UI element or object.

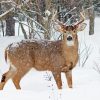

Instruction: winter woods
[0,0,100,91]
[0,0,99,38]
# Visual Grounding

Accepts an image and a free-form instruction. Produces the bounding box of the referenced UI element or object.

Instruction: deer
[0,12,86,90]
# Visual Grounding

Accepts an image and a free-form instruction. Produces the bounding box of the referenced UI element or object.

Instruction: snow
[0,17,100,100]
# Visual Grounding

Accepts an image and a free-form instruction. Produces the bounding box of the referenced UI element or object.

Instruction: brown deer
[0,13,86,90]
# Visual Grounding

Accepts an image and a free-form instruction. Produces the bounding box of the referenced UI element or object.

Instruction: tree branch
[0,7,14,20]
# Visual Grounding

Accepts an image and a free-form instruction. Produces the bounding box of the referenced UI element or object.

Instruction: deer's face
[59,23,87,46]
[65,26,77,46]
[66,30,77,46]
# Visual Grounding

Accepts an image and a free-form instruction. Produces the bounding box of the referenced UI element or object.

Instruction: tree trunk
[36,0,45,24]
[88,0,95,35]
[36,0,51,40]
[43,0,52,40]
[5,15,15,36]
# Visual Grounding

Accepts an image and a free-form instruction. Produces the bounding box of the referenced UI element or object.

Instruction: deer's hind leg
[12,66,31,89]
[12,74,21,89]
[0,65,17,90]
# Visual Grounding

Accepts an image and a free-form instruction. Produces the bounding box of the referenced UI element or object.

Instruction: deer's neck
[62,34,78,66]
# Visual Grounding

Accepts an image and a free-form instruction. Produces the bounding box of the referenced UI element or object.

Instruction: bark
[5,15,15,36]
[88,0,95,35]
[35,0,51,40]
[43,0,52,40]
[1,21,5,36]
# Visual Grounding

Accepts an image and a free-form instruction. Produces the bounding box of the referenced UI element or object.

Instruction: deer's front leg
[65,70,72,88]
[52,72,62,89]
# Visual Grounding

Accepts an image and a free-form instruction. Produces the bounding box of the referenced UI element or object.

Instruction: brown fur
[0,23,86,89]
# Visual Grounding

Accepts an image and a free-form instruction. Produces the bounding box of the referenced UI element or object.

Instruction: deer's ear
[77,23,87,31]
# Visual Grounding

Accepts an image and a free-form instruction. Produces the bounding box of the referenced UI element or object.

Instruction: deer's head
[56,13,87,46]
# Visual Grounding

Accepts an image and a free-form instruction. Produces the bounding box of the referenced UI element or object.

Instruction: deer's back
[6,39,65,71]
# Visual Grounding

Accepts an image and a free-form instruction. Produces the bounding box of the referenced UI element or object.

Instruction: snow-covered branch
[0,0,24,20]
[0,0,12,4]
[25,10,42,17]
[63,7,77,17]
[0,7,14,20]
[14,18,43,38]
[19,10,47,32]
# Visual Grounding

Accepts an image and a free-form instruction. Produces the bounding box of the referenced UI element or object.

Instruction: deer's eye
[73,30,77,34]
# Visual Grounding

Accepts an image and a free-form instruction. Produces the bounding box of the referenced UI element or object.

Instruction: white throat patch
[67,40,74,46]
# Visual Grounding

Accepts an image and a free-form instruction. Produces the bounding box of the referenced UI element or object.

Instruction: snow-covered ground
[0,17,100,100]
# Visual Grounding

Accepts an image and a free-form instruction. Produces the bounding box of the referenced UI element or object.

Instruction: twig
[43,72,52,81]
[93,62,100,74]
[81,45,93,67]
[63,7,77,18]
[26,9,43,17]
[14,18,42,39]
[20,10,47,32]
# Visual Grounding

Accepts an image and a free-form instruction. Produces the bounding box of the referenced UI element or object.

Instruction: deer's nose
[67,36,73,41]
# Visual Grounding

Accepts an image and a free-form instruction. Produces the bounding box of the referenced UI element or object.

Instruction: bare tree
[0,0,16,36]
[88,0,95,35]
[5,14,15,36]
